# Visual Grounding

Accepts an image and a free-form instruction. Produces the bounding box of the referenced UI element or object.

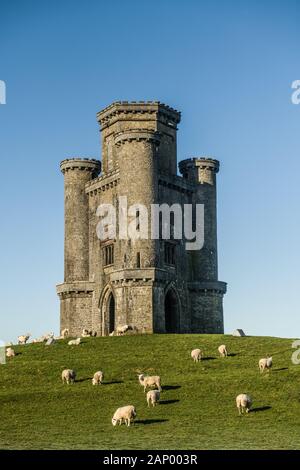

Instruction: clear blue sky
[1,0,300,342]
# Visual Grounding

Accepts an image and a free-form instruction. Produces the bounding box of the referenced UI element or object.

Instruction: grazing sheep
[61,328,69,339]
[259,356,272,373]
[17,334,31,345]
[32,337,44,343]
[191,348,202,362]
[68,338,81,346]
[42,332,54,341]
[236,394,252,415]
[218,344,228,357]
[112,405,136,427]
[138,374,162,392]
[61,369,76,384]
[6,347,15,358]
[92,371,104,385]
[146,390,160,407]
[116,324,130,336]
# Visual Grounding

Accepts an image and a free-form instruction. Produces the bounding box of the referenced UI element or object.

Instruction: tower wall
[179,157,226,333]
[115,129,160,270]
[97,101,180,177]
[179,157,219,281]
[60,158,101,282]
[58,158,100,336]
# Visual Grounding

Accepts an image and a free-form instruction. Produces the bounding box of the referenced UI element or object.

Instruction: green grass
[1,334,300,449]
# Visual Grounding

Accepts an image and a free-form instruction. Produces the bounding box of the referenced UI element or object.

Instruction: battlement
[179,157,219,185]
[60,158,101,175]
[114,129,161,146]
[97,101,181,130]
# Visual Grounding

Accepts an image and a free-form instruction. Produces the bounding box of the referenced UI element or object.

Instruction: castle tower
[57,158,101,333]
[179,157,226,333]
[57,101,226,336]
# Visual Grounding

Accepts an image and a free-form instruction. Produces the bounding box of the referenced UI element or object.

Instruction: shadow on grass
[273,367,288,372]
[136,419,169,425]
[160,399,180,405]
[227,353,237,357]
[105,380,124,385]
[202,357,216,361]
[163,385,181,391]
[252,406,272,413]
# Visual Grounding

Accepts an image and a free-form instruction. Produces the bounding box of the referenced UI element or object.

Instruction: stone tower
[57,101,226,335]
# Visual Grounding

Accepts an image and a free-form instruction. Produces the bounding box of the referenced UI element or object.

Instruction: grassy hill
[1,334,300,450]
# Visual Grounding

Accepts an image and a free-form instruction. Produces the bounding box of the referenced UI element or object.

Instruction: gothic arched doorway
[164,288,180,333]
[108,293,115,334]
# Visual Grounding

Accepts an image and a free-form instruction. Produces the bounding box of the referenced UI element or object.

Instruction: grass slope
[1,334,300,450]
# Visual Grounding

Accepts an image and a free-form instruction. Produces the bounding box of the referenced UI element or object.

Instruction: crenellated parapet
[97,101,181,131]
[60,157,101,175]
[114,129,161,146]
[179,157,219,185]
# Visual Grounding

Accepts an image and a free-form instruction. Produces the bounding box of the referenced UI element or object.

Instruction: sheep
[236,394,252,415]
[92,371,104,385]
[81,329,91,337]
[138,374,162,392]
[191,348,202,362]
[109,331,115,336]
[6,347,15,358]
[61,369,76,384]
[68,338,81,346]
[61,328,69,339]
[146,390,160,407]
[41,332,54,341]
[218,344,228,357]
[112,405,136,427]
[31,337,44,343]
[259,356,272,373]
[17,334,31,345]
[116,324,132,336]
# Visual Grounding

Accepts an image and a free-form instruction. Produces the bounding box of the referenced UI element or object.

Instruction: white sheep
[6,347,15,358]
[92,371,104,385]
[31,337,44,343]
[82,329,91,337]
[191,348,202,362]
[61,369,76,384]
[61,328,69,339]
[218,344,228,357]
[236,394,252,415]
[68,338,81,346]
[112,405,136,427]
[109,331,115,336]
[146,390,160,407]
[41,332,54,341]
[17,334,31,345]
[116,324,130,336]
[259,356,272,372]
[138,374,162,392]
